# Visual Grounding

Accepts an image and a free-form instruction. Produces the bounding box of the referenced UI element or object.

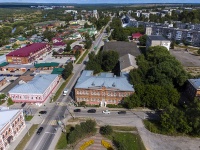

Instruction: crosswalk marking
[57,102,67,106]
[48,120,57,125]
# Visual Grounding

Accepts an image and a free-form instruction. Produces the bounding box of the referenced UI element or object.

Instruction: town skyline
[0,0,200,3]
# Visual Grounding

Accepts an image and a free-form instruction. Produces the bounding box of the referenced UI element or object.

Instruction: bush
[67,120,96,144]
[100,125,113,135]
[106,104,123,108]
[7,98,14,106]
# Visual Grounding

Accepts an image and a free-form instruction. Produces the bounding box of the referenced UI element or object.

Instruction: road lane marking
[45,132,56,134]
[33,132,46,150]
[41,119,45,125]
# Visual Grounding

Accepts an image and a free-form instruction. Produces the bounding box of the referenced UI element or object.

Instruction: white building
[0,107,25,150]
[146,35,171,50]
[8,74,59,106]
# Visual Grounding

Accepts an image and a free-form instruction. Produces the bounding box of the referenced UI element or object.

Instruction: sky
[0,0,199,3]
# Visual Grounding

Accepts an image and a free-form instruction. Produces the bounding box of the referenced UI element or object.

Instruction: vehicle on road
[87,109,96,113]
[36,127,44,135]
[39,111,47,114]
[63,88,69,96]
[74,109,81,112]
[102,110,110,114]
[21,102,26,107]
[118,111,126,114]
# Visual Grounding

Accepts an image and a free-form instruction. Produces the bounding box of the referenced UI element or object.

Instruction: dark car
[87,109,96,113]
[118,111,126,114]
[21,102,26,107]
[39,111,47,114]
[37,127,44,135]
[74,109,81,112]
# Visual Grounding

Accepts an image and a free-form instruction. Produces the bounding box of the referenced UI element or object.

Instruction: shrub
[106,104,123,108]
[100,125,113,135]
[7,98,14,106]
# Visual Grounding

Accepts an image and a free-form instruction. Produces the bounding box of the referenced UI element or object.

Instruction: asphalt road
[25,19,112,150]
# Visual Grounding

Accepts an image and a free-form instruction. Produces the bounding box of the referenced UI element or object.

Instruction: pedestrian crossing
[57,102,68,106]
[48,120,57,126]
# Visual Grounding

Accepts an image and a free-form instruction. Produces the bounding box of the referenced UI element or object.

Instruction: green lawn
[56,125,72,149]
[25,115,33,121]
[109,132,146,150]
[77,50,89,64]
[51,74,74,102]
[111,126,137,131]
[15,124,38,150]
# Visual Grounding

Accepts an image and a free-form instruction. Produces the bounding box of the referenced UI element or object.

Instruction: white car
[102,110,110,114]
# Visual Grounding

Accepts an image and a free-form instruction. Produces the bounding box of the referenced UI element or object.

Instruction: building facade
[146,35,171,50]
[6,43,51,64]
[0,108,25,150]
[75,70,134,107]
[8,74,59,105]
[186,78,200,100]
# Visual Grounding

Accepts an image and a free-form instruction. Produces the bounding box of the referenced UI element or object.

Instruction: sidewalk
[8,123,32,150]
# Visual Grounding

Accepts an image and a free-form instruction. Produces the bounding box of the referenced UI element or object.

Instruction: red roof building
[132,32,143,40]
[6,43,51,64]
[52,37,63,43]
[53,42,66,48]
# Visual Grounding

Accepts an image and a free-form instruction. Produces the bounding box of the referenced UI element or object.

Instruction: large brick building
[0,107,25,150]
[6,43,51,64]
[75,70,134,107]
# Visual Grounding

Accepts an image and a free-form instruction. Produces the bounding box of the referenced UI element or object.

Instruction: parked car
[118,111,126,114]
[39,111,47,114]
[36,127,44,135]
[21,103,26,107]
[102,110,110,114]
[87,109,96,113]
[74,109,81,112]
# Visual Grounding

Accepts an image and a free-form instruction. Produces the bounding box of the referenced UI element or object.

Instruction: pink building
[8,74,59,105]
[52,37,62,43]
[0,108,25,150]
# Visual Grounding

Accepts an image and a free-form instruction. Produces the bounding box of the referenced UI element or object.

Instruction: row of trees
[67,120,96,144]
[62,62,73,80]
[86,50,119,74]
[124,46,189,109]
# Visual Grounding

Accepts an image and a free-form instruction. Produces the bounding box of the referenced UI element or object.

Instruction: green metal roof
[0,62,9,67]
[51,68,64,74]
[34,62,59,68]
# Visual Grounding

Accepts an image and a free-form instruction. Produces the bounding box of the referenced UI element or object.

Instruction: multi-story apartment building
[74,70,134,107]
[0,108,25,150]
[123,15,200,47]
[6,43,51,64]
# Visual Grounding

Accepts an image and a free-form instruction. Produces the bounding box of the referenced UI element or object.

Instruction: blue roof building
[187,78,200,99]
[75,70,134,106]
[8,74,59,104]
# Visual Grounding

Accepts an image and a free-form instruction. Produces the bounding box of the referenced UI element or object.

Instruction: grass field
[56,125,72,149]
[107,132,146,150]
[111,126,137,131]
[51,74,74,102]
[15,124,38,150]
[25,115,33,121]
[77,50,89,64]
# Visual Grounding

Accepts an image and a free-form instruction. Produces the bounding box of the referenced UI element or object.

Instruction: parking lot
[170,49,200,67]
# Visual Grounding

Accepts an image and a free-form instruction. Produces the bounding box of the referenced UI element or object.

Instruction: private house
[72,45,84,54]
[52,37,62,44]
[119,54,138,73]
[75,70,134,107]
[0,108,25,150]
[52,42,66,48]
[146,35,171,50]
[187,78,200,100]
[8,74,59,105]
[132,32,143,40]
[6,43,51,64]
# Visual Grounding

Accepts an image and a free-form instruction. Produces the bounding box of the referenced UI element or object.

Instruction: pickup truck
[102,110,110,114]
